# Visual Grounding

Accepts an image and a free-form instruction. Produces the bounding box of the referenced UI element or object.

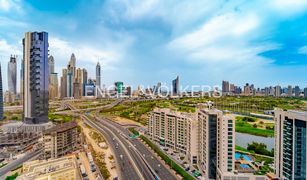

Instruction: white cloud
[49,37,120,68]
[121,0,158,20]
[0,39,21,56]
[0,0,22,12]
[0,17,28,27]
[167,12,277,67]
[298,46,307,54]
[269,0,307,17]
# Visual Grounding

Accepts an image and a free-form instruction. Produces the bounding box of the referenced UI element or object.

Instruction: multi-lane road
[66,101,178,180]
[0,150,41,178]
[94,112,178,180]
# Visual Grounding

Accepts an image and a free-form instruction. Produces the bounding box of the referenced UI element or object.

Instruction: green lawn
[235,145,249,153]
[48,113,73,122]
[235,120,274,137]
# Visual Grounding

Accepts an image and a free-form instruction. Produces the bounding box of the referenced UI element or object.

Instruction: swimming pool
[235,152,253,162]
[239,164,250,169]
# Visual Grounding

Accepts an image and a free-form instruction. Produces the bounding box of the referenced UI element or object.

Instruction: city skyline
[0,0,307,91]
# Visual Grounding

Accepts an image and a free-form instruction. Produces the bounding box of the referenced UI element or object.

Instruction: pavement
[0,150,41,178]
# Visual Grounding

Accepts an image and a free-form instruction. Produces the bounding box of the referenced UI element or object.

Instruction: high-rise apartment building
[304,87,307,99]
[222,80,230,93]
[81,68,88,96]
[20,59,24,104]
[0,63,3,120]
[275,85,281,97]
[23,32,49,124]
[66,53,76,98]
[48,55,55,74]
[172,76,179,96]
[7,55,17,95]
[60,69,68,98]
[148,108,198,164]
[43,121,78,159]
[67,72,73,97]
[197,108,234,179]
[48,55,58,100]
[294,85,300,98]
[275,109,307,179]
[96,62,101,88]
[49,73,58,100]
[288,85,293,97]
[148,107,235,179]
[73,82,81,99]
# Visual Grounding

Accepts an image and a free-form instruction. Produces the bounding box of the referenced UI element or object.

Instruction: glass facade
[282,117,307,179]
[208,114,217,179]
[0,63,3,120]
[283,117,293,180]
[23,32,49,124]
[294,119,306,179]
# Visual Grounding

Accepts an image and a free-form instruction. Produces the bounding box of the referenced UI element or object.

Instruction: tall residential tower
[172,76,179,96]
[7,55,17,95]
[23,32,49,124]
[0,63,3,120]
[275,109,307,179]
[96,62,101,88]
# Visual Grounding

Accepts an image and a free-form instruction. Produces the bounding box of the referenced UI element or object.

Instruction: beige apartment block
[148,107,235,178]
[148,108,198,164]
[197,108,235,180]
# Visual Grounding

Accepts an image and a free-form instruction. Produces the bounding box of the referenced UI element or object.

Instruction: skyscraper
[172,76,179,96]
[304,88,307,99]
[96,62,101,88]
[222,80,230,93]
[48,55,55,74]
[66,53,76,98]
[275,109,307,179]
[0,63,3,120]
[288,85,293,97]
[197,108,234,179]
[60,69,68,98]
[23,32,49,124]
[67,72,73,97]
[7,55,17,95]
[49,73,58,100]
[275,85,281,97]
[48,55,58,100]
[81,68,88,96]
[294,85,300,98]
[20,59,24,104]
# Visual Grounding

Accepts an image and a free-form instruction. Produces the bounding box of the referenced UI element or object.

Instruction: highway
[0,150,41,178]
[94,113,177,180]
[82,115,144,180]
[66,100,177,180]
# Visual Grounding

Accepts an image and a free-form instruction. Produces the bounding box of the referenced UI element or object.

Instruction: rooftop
[44,121,77,134]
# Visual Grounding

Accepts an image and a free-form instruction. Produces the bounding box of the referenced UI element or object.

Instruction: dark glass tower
[23,32,49,124]
[0,63,3,120]
[172,76,179,96]
[275,109,307,179]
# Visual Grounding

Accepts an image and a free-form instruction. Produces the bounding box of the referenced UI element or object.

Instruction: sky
[0,0,307,91]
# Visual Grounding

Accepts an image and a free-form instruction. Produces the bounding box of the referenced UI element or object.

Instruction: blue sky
[1,0,307,91]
